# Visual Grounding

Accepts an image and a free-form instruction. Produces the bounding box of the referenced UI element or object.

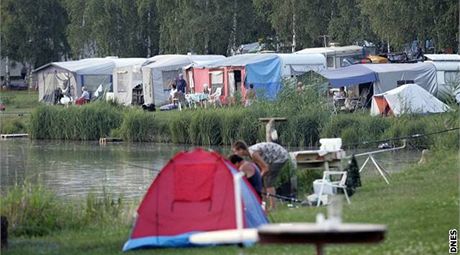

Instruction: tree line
[1,0,458,69]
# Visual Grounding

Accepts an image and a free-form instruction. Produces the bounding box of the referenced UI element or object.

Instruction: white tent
[34,57,150,104]
[111,58,148,105]
[141,55,225,106]
[371,84,450,116]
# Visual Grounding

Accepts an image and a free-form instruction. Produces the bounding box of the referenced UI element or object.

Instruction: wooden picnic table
[258,223,386,255]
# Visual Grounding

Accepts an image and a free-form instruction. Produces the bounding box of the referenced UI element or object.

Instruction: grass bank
[1,149,458,255]
[0,90,39,134]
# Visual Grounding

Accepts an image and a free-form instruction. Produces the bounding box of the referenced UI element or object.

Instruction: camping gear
[370,84,450,116]
[122,148,268,251]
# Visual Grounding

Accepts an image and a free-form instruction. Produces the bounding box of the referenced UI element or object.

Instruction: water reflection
[0,139,421,200]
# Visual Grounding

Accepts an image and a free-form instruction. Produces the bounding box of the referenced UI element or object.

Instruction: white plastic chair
[316,171,351,206]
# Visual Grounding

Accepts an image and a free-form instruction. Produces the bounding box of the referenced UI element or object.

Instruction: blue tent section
[319,64,377,88]
[207,54,281,99]
[224,162,268,228]
[245,57,281,100]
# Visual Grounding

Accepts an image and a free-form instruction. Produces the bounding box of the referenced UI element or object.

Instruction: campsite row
[33,46,460,109]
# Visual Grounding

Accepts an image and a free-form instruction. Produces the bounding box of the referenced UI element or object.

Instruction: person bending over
[229,154,263,200]
[232,140,289,210]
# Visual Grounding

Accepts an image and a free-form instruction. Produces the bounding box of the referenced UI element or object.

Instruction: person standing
[232,141,289,210]
[244,83,256,107]
[176,74,187,94]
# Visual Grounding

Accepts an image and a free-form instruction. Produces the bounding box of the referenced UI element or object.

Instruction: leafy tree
[1,0,70,68]
[327,0,376,45]
[360,0,458,52]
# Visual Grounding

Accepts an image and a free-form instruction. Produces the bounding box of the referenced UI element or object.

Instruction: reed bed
[29,102,122,140]
[27,86,459,150]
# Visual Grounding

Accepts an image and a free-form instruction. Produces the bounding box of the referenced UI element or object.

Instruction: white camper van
[424,54,460,102]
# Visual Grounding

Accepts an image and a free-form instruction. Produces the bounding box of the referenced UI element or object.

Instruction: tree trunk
[204,0,210,54]
[227,0,238,55]
[147,7,152,57]
[292,9,296,53]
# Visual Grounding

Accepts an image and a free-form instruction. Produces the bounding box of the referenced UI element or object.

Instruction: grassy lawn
[0,90,39,114]
[0,90,39,133]
[3,150,458,255]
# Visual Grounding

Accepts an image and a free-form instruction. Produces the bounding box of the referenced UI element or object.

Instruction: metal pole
[233,172,244,231]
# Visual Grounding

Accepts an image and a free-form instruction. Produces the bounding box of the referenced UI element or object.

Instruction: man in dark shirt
[176,74,187,94]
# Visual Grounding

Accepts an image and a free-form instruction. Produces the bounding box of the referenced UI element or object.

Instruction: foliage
[1,0,457,64]
[0,0,70,67]
[29,102,122,140]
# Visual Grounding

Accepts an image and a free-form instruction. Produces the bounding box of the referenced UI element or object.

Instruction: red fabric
[75,98,88,105]
[174,164,215,202]
[132,149,238,238]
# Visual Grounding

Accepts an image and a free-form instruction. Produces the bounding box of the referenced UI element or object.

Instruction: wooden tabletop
[258,117,287,122]
[258,223,386,244]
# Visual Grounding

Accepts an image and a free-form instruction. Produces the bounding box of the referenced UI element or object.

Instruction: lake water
[0,139,422,200]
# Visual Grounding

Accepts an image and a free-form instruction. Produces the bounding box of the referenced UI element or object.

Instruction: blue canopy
[245,56,281,99]
[207,54,281,99]
[319,64,377,88]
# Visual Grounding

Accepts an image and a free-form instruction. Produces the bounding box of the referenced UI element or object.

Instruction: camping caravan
[141,55,225,106]
[424,54,460,101]
[371,84,450,116]
[187,53,326,102]
[296,45,364,69]
[111,58,148,105]
[123,148,268,251]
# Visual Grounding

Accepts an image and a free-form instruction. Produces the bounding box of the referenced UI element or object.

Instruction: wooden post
[1,216,8,249]
[259,118,287,142]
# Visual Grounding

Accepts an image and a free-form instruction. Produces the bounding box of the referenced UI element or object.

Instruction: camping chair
[315,171,351,207]
[333,98,346,113]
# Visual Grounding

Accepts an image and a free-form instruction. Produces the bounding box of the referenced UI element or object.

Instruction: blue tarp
[206,54,282,99]
[319,64,377,88]
[245,57,281,100]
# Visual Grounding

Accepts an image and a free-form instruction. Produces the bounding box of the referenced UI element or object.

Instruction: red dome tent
[123,148,268,251]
